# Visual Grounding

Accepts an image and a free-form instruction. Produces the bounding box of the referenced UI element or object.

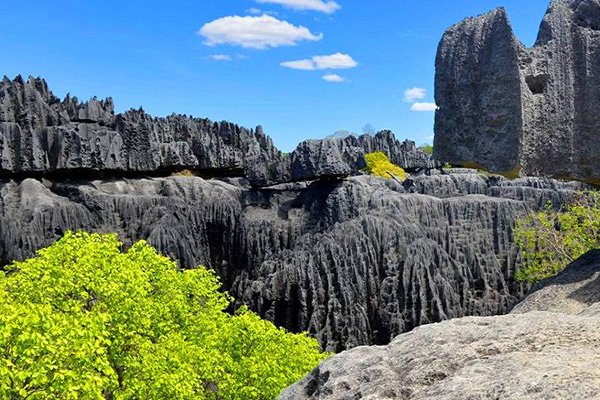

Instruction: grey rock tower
[434,0,600,183]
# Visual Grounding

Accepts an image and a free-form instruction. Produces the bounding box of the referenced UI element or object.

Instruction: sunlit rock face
[0,76,435,186]
[0,75,288,185]
[434,0,600,184]
[279,250,600,400]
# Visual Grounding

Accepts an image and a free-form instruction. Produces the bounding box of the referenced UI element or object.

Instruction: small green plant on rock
[364,152,407,182]
[0,231,326,399]
[515,191,600,283]
[418,144,433,155]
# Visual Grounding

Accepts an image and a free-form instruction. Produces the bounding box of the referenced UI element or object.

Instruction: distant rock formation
[0,75,287,186]
[434,0,600,184]
[0,76,434,186]
[279,250,600,399]
[289,132,437,182]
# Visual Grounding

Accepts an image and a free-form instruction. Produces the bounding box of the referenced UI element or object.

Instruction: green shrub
[418,144,433,155]
[364,152,407,182]
[0,231,326,399]
[515,191,600,283]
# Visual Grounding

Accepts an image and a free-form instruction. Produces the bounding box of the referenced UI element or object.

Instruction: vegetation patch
[364,152,407,182]
[515,191,600,283]
[0,231,326,399]
[418,144,433,155]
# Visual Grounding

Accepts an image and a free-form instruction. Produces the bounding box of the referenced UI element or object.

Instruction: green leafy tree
[515,191,600,283]
[363,152,407,182]
[0,231,326,399]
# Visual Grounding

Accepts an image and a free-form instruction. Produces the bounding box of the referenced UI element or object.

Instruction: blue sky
[2,0,551,151]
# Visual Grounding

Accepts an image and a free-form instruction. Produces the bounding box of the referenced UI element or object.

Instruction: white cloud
[246,8,278,16]
[313,53,357,69]
[322,74,345,82]
[199,15,323,49]
[410,102,438,112]
[280,59,316,70]
[403,87,427,102]
[280,53,358,70]
[210,54,232,61]
[256,0,341,14]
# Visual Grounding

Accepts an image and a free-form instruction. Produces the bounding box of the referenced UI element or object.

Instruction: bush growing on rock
[418,144,433,155]
[515,191,600,283]
[0,231,326,399]
[364,152,407,182]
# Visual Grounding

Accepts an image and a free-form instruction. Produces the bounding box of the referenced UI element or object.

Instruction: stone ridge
[0,75,435,186]
[434,0,600,184]
[0,75,288,186]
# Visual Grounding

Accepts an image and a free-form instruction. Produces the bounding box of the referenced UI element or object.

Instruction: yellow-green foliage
[171,169,197,177]
[515,191,600,283]
[418,145,433,155]
[364,152,407,181]
[0,231,326,399]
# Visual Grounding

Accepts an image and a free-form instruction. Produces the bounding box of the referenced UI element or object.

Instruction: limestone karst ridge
[0,75,434,186]
[434,0,600,184]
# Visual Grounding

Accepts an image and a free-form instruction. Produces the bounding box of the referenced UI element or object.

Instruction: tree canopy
[0,231,326,399]
[363,152,407,182]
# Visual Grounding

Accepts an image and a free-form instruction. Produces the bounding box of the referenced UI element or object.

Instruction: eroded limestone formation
[434,0,600,183]
[0,74,589,352]
[280,250,600,399]
[0,75,434,186]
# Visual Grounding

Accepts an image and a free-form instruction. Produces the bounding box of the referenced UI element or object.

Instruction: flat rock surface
[280,311,600,400]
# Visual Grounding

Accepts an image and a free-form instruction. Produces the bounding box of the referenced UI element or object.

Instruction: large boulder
[279,250,600,399]
[434,0,600,184]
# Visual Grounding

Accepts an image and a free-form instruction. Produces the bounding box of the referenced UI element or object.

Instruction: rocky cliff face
[280,250,600,399]
[434,0,600,183]
[0,75,589,352]
[0,75,288,186]
[0,76,433,186]
[0,170,585,351]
